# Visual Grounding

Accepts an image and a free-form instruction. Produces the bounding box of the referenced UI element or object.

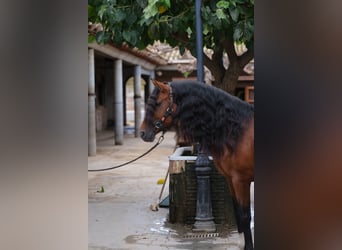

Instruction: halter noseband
[153,83,174,131]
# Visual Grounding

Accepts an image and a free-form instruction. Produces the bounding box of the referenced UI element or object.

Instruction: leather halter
[153,83,174,131]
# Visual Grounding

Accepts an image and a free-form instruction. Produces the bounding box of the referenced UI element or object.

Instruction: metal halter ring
[153,120,163,130]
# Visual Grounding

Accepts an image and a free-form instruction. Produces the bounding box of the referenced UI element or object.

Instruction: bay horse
[140,80,254,250]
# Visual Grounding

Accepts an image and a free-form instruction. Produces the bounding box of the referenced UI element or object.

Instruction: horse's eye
[156,102,161,107]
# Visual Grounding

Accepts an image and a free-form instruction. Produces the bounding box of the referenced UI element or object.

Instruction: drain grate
[182,232,220,239]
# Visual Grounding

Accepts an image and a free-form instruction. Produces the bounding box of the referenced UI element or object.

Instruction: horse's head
[140,80,176,142]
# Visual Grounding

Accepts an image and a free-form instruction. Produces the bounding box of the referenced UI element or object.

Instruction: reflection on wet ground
[147,182,254,249]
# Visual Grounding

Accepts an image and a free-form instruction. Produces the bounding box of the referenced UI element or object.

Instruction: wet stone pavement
[88,130,254,250]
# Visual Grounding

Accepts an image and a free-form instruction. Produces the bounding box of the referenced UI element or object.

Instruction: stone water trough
[168,146,236,227]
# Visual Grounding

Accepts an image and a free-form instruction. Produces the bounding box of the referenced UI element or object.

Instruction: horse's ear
[151,79,168,92]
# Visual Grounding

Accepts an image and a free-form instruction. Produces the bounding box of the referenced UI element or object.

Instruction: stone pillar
[193,148,216,232]
[149,71,155,95]
[134,65,142,137]
[88,48,96,156]
[114,59,124,145]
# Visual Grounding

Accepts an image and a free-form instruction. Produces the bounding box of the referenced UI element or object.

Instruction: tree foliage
[88,0,254,94]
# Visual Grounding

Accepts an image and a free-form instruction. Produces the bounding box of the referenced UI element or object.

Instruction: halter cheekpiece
[153,82,174,131]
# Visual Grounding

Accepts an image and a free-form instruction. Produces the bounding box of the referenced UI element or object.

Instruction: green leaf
[102,32,111,43]
[143,0,159,19]
[216,9,226,20]
[113,9,126,22]
[221,17,230,27]
[130,31,138,46]
[179,45,185,55]
[126,12,137,26]
[247,20,254,30]
[233,27,243,41]
[113,29,123,44]
[137,40,147,50]
[244,28,252,41]
[203,24,209,35]
[122,30,138,46]
[98,5,106,20]
[97,186,104,193]
[88,5,94,19]
[201,6,211,21]
[164,0,171,8]
[229,7,239,22]
[186,27,192,37]
[123,30,131,42]
[211,15,221,29]
[190,46,197,57]
[136,0,147,8]
[139,17,153,26]
[96,31,104,42]
[88,34,96,44]
[147,22,159,40]
[217,1,229,9]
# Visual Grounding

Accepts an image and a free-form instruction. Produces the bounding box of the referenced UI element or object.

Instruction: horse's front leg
[230,178,253,250]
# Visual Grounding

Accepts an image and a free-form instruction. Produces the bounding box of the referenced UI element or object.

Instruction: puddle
[125,217,247,249]
[124,182,254,248]
[150,216,238,239]
[150,218,175,234]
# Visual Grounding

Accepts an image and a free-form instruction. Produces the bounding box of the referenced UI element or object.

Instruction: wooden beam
[88,43,157,71]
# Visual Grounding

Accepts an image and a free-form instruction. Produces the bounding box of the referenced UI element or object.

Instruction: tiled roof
[146,41,254,76]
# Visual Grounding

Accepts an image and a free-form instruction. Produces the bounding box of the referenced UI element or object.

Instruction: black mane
[147,81,254,154]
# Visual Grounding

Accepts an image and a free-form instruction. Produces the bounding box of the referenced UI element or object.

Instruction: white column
[134,65,142,137]
[149,70,155,95]
[114,59,124,145]
[88,48,96,156]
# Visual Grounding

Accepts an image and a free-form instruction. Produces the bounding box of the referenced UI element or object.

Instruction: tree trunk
[203,42,253,95]
[212,61,243,95]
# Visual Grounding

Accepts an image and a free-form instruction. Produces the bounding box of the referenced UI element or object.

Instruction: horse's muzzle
[140,130,155,142]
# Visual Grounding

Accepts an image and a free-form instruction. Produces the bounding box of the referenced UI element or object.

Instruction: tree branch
[203,49,225,83]
[212,46,224,69]
[238,48,254,68]
[171,32,191,46]
[203,53,215,73]
[221,38,238,63]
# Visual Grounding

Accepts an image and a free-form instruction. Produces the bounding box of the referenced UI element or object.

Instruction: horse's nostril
[140,131,145,138]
